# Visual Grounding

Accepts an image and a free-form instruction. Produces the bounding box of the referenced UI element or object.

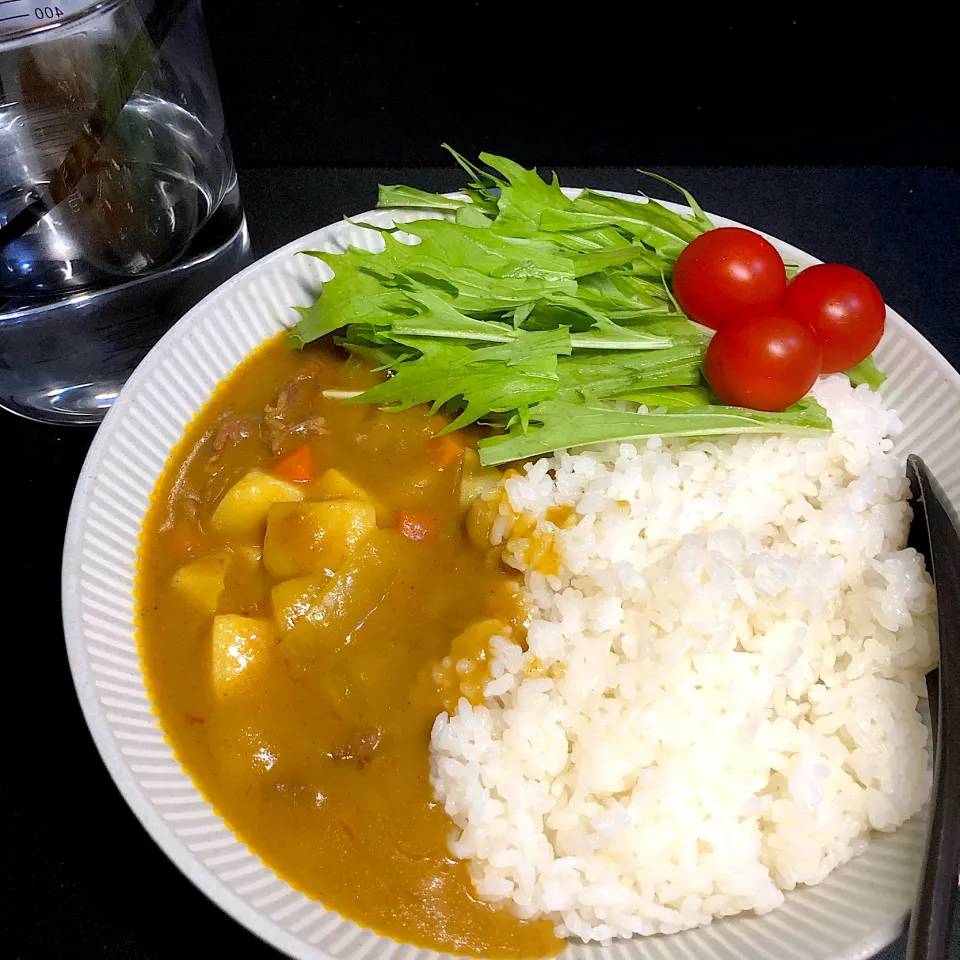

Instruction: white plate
[62,193,960,960]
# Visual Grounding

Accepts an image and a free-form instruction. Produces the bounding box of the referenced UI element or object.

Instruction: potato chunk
[211,615,275,696]
[466,496,501,552]
[311,468,390,523]
[313,468,373,502]
[262,500,376,579]
[459,447,503,510]
[271,572,332,633]
[170,550,231,614]
[273,529,410,660]
[210,470,304,539]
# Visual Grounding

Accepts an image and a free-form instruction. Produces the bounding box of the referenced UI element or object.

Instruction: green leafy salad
[289,149,882,467]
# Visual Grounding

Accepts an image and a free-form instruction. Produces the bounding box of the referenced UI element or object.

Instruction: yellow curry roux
[136,334,561,958]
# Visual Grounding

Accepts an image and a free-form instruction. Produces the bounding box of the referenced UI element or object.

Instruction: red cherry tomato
[782,264,885,373]
[672,227,787,330]
[705,309,822,411]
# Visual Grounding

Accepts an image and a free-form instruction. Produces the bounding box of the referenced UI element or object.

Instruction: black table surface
[4,167,959,959]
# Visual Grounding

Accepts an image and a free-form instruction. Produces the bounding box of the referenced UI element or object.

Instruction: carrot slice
[395,509,436,541]
[271,444,314,483]
[432,433,465,469]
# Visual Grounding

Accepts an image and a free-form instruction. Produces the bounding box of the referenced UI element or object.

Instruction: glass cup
[0,0,249,423]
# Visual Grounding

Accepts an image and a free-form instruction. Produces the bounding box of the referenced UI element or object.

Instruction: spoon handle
[907,668,960,959]
[906,456,960,960]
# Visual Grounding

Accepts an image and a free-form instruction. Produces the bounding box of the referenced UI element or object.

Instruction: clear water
[0,191,248,423]
[0,96,231,296]
[0,96,246,422]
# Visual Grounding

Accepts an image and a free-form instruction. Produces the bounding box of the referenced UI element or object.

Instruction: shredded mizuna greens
[845,354,887,390]
[289,149,881,466]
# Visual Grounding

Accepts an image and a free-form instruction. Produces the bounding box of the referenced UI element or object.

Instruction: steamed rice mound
[430,375,938,942]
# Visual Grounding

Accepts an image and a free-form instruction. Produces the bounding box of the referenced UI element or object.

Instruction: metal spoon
[905,454,960,960]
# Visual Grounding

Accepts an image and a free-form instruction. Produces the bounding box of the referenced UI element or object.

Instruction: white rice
[430,375,938,942]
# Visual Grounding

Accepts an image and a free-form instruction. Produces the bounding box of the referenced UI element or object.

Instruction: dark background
[202,5,955,169]
[3,4,958,958]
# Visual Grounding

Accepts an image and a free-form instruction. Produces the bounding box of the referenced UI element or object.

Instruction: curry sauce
[136,334,561,958]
